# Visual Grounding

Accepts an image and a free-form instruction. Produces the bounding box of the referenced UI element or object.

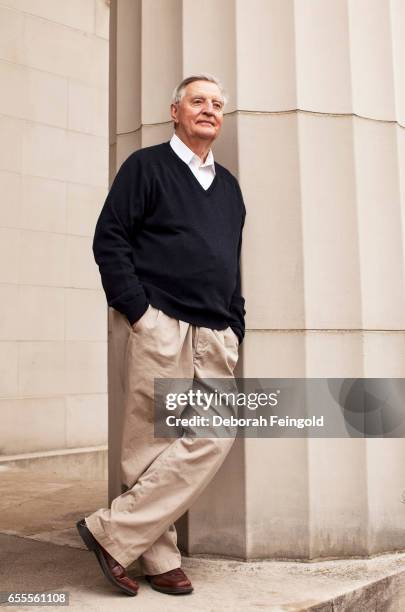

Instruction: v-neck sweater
[92,141,246,344]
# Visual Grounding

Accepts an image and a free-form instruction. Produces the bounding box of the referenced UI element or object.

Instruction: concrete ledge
[306,568,405,611]
[1,467,405,609]
[0,446,107,480]
[1,532,405,610]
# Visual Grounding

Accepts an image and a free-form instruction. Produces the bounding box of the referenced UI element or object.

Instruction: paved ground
[1,465,405,611]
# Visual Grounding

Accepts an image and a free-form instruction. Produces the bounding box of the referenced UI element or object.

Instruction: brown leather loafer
[145,567,193,595]
[76,518,139,596]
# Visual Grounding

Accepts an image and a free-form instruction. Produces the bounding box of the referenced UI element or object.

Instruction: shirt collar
[170,133,215,169]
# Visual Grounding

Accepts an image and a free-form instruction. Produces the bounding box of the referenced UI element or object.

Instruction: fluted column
[110,0,405,559]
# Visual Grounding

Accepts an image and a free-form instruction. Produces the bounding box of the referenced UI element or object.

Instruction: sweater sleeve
[229,185,246,345]
[92,155,150,326]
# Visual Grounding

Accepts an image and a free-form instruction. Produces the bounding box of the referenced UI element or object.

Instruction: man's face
[170,80,224,142]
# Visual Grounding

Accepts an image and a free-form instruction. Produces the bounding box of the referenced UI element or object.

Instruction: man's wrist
[127,300,149,327]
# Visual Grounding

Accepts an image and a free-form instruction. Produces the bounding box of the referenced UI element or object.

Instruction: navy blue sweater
[92,141,246,343]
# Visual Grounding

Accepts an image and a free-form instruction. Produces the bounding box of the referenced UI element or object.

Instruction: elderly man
[76,74,246,597]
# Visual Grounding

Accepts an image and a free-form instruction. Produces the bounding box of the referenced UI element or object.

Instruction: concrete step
[1,466,405,610]
[0,445,107,480]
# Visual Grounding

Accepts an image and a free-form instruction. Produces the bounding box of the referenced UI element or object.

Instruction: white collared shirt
[170,133,215,190]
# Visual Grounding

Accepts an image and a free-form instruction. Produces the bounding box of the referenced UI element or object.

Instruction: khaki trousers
[84,305,239,573]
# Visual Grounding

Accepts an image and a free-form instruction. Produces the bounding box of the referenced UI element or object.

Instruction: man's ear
[170,103,179,125]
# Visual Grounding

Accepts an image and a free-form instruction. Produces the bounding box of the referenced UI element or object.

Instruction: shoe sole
[145,575,193,595]
[76,519,138,597]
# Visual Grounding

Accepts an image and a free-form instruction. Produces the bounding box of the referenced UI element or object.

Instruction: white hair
[171,73,228,106]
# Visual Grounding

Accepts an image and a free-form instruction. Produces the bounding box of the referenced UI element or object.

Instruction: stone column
[0,0,109,474]
[109,0,405,559]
